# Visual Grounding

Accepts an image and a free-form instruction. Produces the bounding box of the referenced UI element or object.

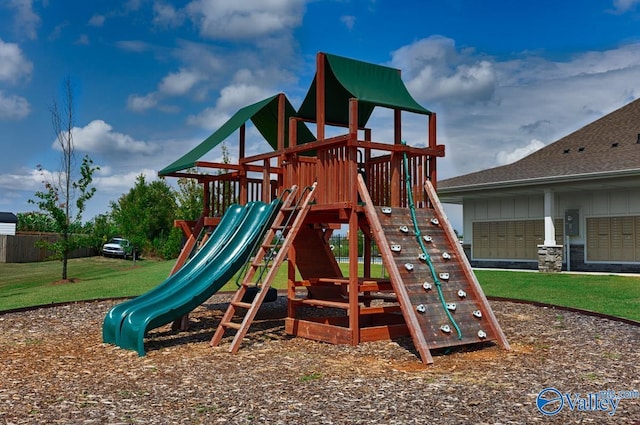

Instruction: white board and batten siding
[0,212,18,236]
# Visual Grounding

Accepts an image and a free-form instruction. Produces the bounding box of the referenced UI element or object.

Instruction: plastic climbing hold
[418,253,427,261]
[439,272,450,280]
[473,310,483,319]
[446,303,457,311]
[390,244,401,252]
[404,263,414,271]
[423,235,433,242]
[440,324,452,333]
[416,304,426,314]
[422,281,433,290]
[477,330,487,339]
[430,218,439,225]
[457,289,467,298]
[381,207,392,214]
[442,252,451,260]
[399,225,409,233]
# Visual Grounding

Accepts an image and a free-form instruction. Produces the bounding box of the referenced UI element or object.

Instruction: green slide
[113,199,280,356]
[102,203,247,345]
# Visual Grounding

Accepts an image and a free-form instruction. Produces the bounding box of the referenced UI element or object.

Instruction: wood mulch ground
[0,294,638,424]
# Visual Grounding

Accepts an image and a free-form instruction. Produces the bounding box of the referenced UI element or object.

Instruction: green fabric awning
[297,53,431,127]
[159,94,315,176]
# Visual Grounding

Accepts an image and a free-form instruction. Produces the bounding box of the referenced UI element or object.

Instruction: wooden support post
[288,116,298,192]
[363,230,371,278]
[287,235,298,320]
[391,109,402,207]
[277,94,285,153]
[203,180,211,216]
[348,209,359,345]
[316,53,326,141]
[428,112,437,188]
[348,97,360,345]
[262,158,271,203]
[239,124,247,205]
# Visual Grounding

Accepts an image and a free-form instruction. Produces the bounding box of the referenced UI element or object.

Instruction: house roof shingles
[439,98,640,191]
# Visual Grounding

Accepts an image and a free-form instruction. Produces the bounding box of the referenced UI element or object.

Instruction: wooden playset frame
[160,52,509,364]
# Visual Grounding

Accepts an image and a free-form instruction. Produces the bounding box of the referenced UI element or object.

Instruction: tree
[29,76,99,280]
[17,211,57,232]
[175,168,204,221]
[110,174,177,258]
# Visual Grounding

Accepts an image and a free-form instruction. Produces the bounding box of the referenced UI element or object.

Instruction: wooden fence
[0,233,96,263]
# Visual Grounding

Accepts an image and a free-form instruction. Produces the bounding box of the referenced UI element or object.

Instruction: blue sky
[2,0,640,230]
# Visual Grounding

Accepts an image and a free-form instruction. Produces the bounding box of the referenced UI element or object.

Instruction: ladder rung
[231,301,253,309]
[221,321,242,330]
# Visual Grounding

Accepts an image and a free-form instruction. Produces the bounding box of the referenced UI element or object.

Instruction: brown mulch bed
[0,295,638,424]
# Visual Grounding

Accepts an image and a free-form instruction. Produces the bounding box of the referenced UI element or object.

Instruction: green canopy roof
[297,53,431,127]
[159,94,315,176]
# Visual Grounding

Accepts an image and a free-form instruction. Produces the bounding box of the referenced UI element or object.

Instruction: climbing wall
[377,206,495,349]
[359,175,509,362]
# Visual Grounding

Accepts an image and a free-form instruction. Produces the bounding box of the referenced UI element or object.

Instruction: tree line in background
[18,172,204,262]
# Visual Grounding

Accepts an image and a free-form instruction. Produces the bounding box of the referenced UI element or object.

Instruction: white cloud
[612,0,640,13]
[187,82,272,130]
[127,68,203,112]
[186,0,306,40]
[54,120,160,156]
[0,39,33,83]
[75,34,90,45]
[116,40,152,53]
[158,68,202,96]
[95,168,158,192]
[496,139,546,165]
[6,0,40,40]
[88,14,106,27]
[127,93,158,112]
[389,37,640,181]
[340,15,356,30]
[153,1,185,27]
[0,168,41,192]
[0,90,30,120]
[391,36,496,104]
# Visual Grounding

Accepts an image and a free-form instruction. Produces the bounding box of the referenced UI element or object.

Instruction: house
[0,212,18,236]
[438,98,640,273]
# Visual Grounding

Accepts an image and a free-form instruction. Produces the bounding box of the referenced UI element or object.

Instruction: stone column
[537,244,563,272]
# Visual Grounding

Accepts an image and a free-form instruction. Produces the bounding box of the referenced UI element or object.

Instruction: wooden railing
[198,133,436,212]
[366,153,428,208]
[205,175,278,217]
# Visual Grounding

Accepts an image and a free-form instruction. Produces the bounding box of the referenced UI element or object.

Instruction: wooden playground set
[155,52,510,364]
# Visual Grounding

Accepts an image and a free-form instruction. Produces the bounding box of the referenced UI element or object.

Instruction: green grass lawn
[0,257,638,321]
[475,269,640,321]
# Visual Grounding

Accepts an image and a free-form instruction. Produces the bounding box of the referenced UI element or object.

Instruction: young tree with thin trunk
[30,76,99,280]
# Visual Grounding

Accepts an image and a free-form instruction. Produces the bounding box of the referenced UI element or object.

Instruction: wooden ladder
[210,182,317,353]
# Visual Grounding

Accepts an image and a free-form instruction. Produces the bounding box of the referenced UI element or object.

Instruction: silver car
[102,237,133,259]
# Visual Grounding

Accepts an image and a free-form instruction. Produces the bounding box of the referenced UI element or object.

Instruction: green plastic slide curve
[111,199,280,356]
[102,203,247,345]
